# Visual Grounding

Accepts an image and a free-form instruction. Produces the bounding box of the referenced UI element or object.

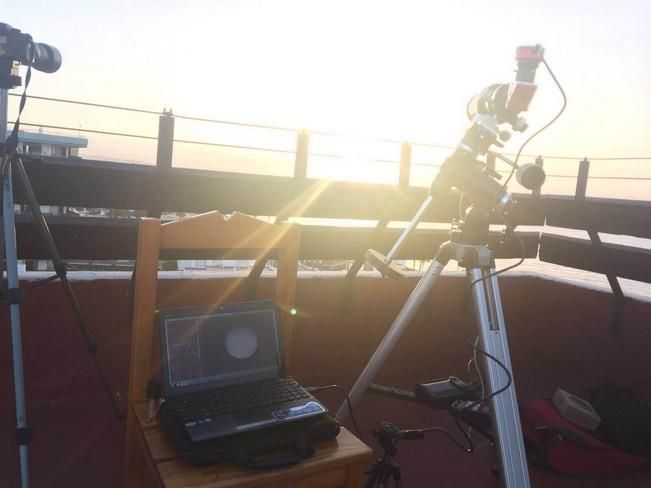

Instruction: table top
[134,402,373,488]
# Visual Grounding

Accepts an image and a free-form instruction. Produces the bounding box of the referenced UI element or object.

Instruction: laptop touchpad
[233,408,274,430]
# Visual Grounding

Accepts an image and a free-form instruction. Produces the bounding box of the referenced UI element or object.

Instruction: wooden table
[134,403,373,488]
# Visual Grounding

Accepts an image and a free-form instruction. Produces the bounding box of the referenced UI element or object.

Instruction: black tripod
[1,24,121,488]
[365,422,427,488]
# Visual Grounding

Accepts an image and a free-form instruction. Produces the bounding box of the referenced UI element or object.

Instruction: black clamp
[16,426,33,446]
[53,261,68,279]
[146,379,162,402]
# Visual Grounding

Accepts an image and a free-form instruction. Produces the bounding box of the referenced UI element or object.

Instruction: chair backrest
[126,211,300,409]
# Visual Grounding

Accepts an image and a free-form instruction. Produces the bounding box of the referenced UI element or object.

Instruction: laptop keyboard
[168,377,311,422]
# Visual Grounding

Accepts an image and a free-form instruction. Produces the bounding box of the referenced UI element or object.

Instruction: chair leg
[124,414,147,488]
[345,462,366,488]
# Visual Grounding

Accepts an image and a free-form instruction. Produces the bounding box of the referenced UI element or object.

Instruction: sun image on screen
[225,325,258,359]
[165,309,280,390]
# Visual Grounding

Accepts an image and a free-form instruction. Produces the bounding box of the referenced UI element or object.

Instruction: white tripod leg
[336,257,447,421]
[2,88,30,488]
[469,268,530,488]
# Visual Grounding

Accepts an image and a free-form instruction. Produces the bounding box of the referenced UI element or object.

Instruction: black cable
[305,384,364,440]
[468,209,527,291]
[460,337,513,412]
[1,47,34,304]
[421,419,474,454]
[466,53,567,292]
[2,48,34,176]
[501,56,568,190]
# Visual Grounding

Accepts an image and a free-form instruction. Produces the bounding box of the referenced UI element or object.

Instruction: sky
[4,0,651,198]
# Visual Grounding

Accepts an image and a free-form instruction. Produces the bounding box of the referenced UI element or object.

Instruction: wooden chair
[124,211,371,488]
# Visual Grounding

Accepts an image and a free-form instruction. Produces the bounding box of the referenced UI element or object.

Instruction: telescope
[365,45,548,279]
[432,44,546,212]
[340,45,561,488]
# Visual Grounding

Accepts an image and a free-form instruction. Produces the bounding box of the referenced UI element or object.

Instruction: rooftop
[17,128,88,148]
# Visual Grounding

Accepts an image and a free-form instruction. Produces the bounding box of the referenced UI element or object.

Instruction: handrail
[9,93,651,163]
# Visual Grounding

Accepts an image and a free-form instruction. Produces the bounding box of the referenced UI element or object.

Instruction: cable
[461,218,520,414]
[468,210,527,291]
[465,53,567,293]
[460,336,513,412]
[304,384,363,440]
[19,122,158,141]
[421,420,474,453]
[17,122,344,158]
[472,337,485,400]
[9,93,651,162]
[501,56,568,190]
[2,48,34,176]
[9,93,162,116]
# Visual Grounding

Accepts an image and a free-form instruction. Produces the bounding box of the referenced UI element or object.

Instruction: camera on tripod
[0,23,62,89]
[1,24,121,488]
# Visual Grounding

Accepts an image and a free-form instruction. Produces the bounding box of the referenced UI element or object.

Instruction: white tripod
[337,45,550,488]
[337,204,531,488]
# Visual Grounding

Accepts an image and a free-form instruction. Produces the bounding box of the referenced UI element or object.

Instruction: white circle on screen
[225,326,258,359]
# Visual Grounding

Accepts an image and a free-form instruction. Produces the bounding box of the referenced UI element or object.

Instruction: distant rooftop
[16,128,88,148]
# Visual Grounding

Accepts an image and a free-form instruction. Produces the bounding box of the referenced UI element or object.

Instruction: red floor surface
[1,274,650,487]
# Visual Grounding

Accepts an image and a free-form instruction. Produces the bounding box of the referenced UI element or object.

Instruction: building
[15,128,89,271]
[16,128,87,158]
[15,128,87,218]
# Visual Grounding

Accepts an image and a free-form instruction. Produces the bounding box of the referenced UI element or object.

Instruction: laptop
[159,299,327,442]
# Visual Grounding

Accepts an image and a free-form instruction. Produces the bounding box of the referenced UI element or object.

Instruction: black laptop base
[167,377,327,442]
[159,400,340,468]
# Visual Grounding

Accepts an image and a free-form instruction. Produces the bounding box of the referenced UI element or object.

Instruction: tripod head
[374,421,426,453]
[0,23,61,89]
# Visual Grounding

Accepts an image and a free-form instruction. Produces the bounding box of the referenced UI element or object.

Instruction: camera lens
[31,43,62,73]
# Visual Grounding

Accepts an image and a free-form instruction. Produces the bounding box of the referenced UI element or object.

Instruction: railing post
[294,129,309,179]
[156,109,175,170]
[574,156,625,334]
[399,141,412,188]
[533,155,544,198]
[575,157,590,201]
[148,109,175,218]
[249,131,308,300]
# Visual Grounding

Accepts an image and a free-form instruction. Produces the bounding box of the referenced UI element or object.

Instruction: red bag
[521,399,649,475]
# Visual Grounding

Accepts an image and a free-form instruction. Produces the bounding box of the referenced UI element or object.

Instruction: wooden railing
[12,95,649,284]
[9,93,651,335]
[12,156,648,270]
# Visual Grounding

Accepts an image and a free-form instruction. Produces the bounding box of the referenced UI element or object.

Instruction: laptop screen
[159,300,283,397]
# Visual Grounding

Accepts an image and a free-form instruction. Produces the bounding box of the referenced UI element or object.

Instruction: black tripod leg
[365,466,380,488]
[13,155,122,419]
[379,470,392,488]
[391,464,405,488]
